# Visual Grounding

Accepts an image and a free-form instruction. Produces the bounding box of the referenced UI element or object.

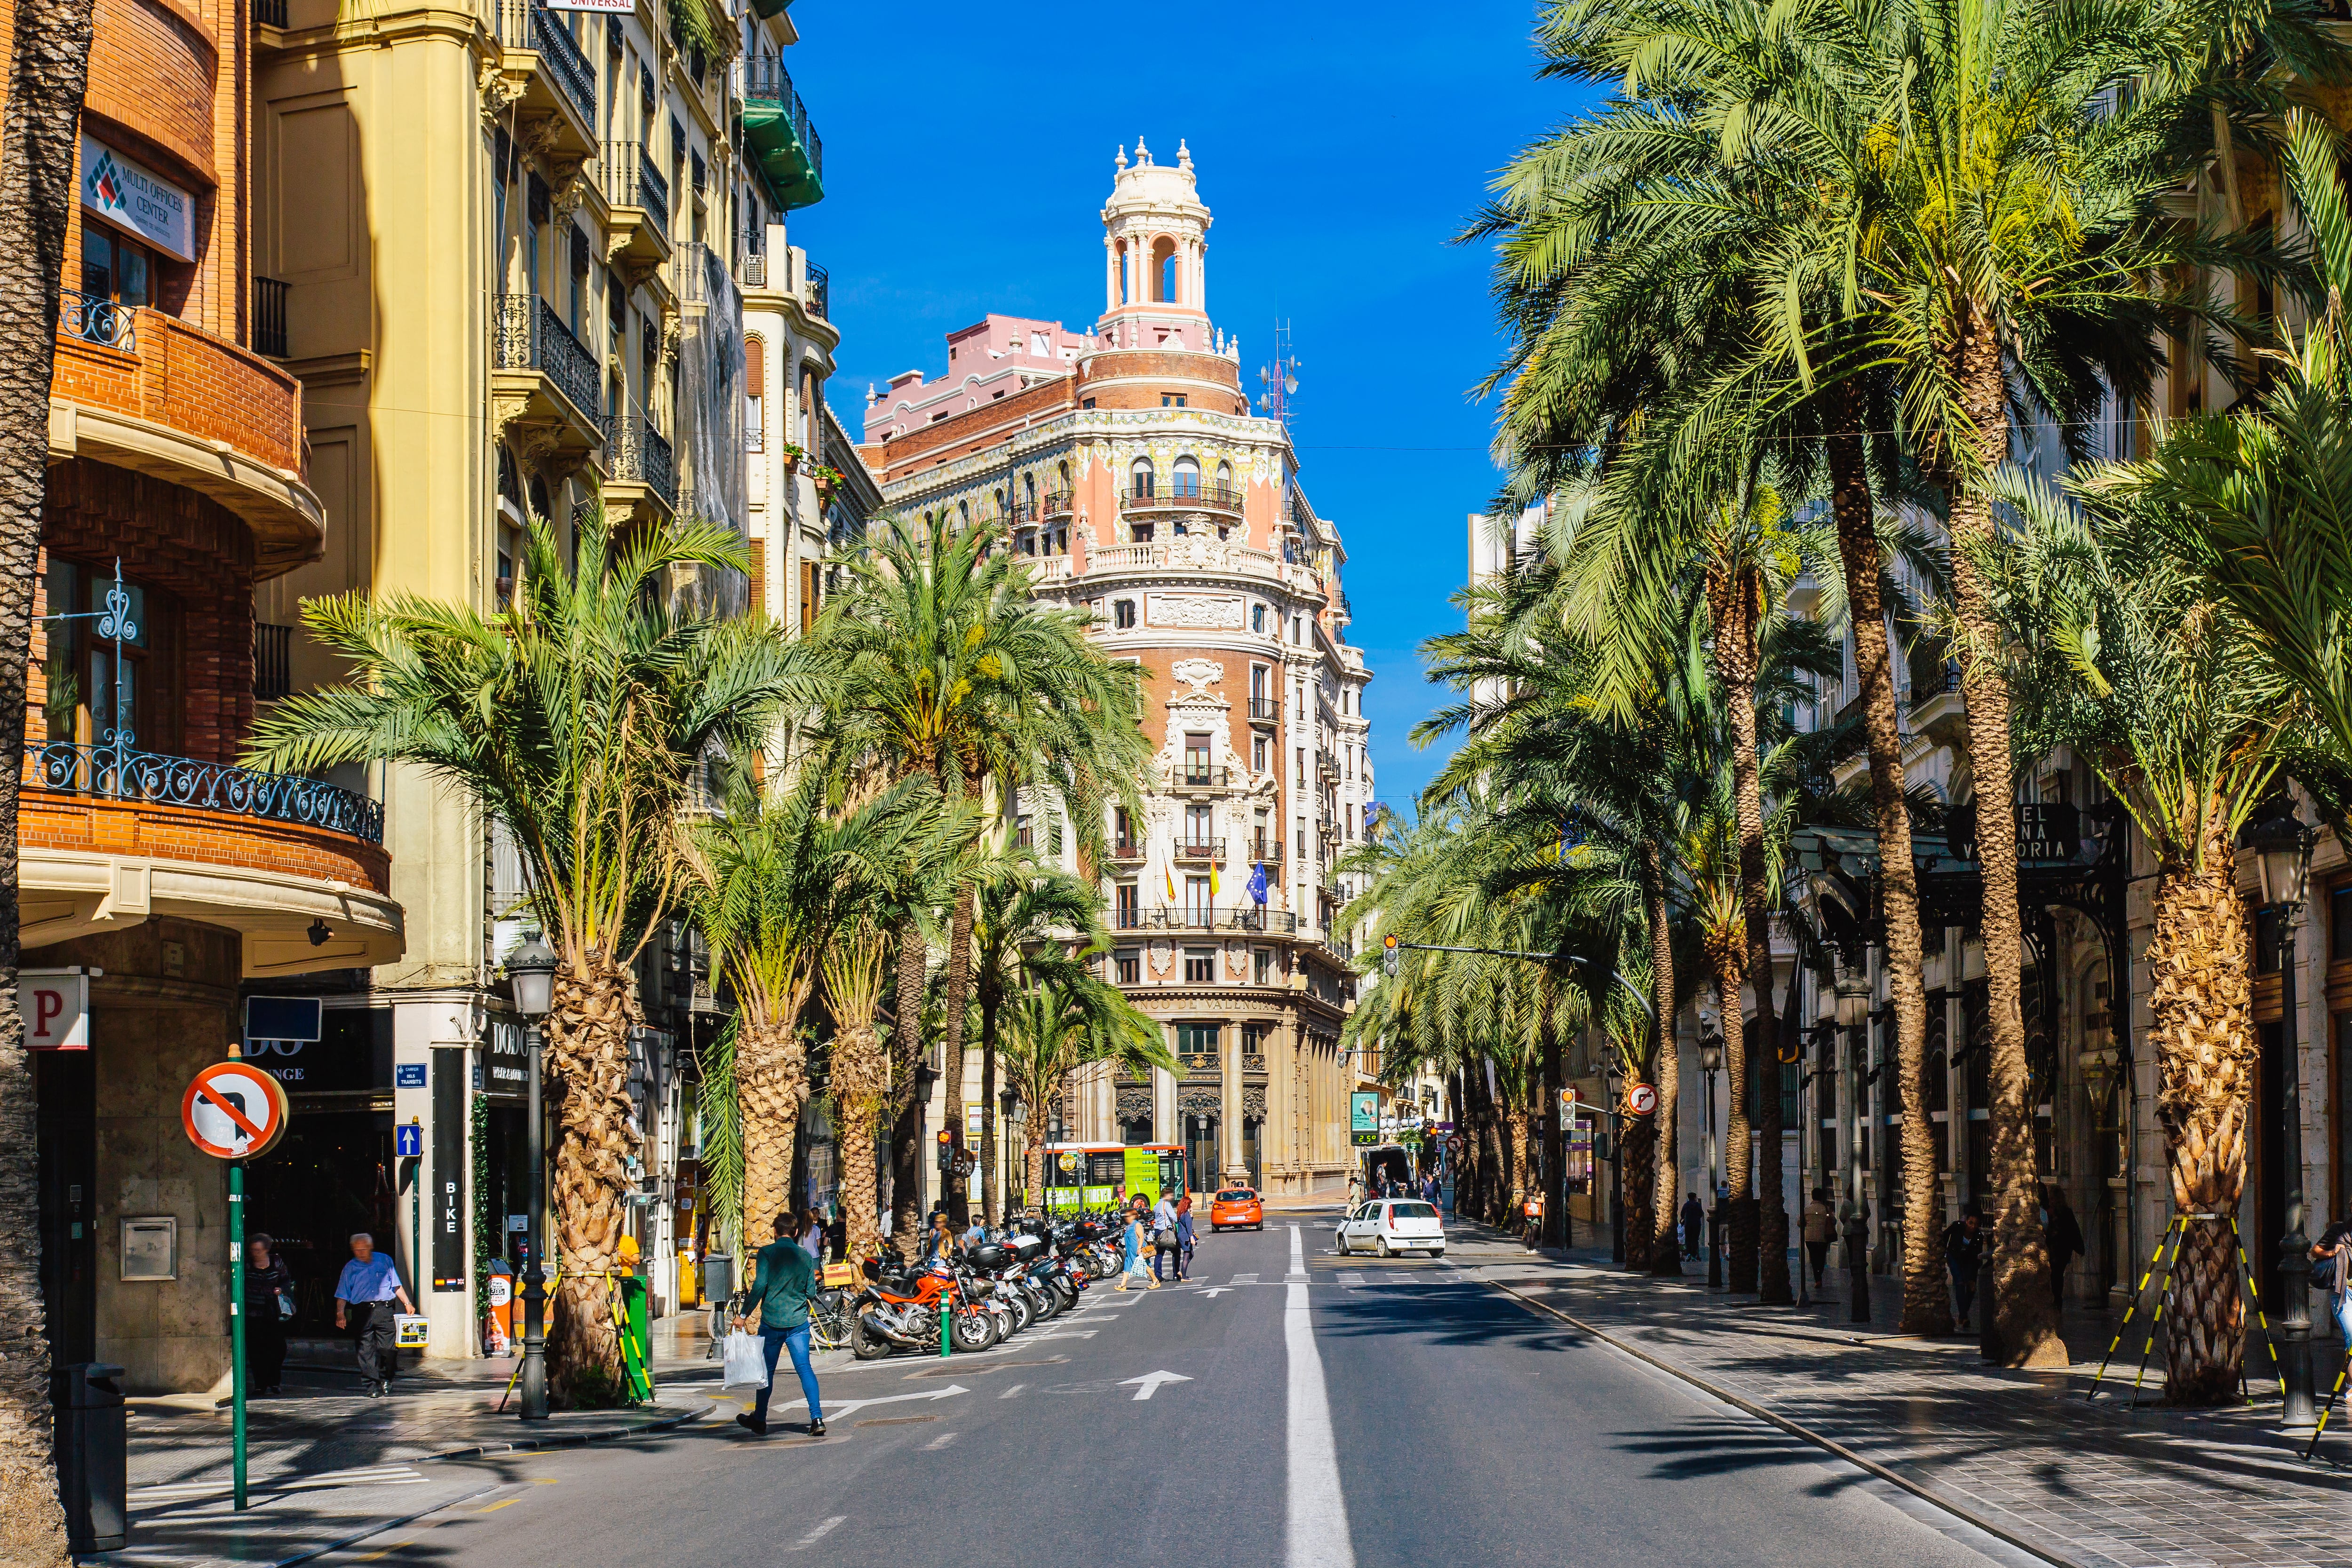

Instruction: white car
[1335,1199,1446,1258]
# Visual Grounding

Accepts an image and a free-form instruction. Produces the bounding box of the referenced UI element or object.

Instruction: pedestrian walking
[2312,1214,2352,1350]
[332,1232,415,1397]
[1944,1203,1986,1328]
[921,1208,961,1263]
[733,1211,825,1438]
[1152,1189,1181,1282]
[1802,1188,1835,1288]
[1175,1193,1197,1281]
[2041,1185,2083,1309]
[801,1208,826,1258]
[245,1233,294,1396]
[1116,1204,1157,1290]
[1680,1192,1705,1261]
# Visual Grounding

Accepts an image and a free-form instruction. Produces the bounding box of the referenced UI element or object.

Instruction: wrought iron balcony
[804,259,828,319]
[1172,838,1225,861]
[254,277,288,357]
[24,740,383,844]
[1042,490,1074,519]
[60,289,135,352]
[495,0,596,132]
[741,54,824,208]
[1248,697,1279,724]
[600,139,668,229]
[1177,766,1232,790]
[1108,838,1146,862]
[603,408,676,511]
[1112,905,1299,934]
[493,293,600,422]
[254,623,293,701]
[1125,481,1243,514]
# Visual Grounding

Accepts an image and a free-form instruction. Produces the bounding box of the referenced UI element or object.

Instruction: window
[2333,882,2352,962]
[1184,732,1212,785]
[1298,823,1307,860]
[1114,805,1135,854]
[1251,665,1268,701]
[1116,948,1141,984]
[1184,949,1216,984]
[79,222,155,335]
[1116,882,1139,928]
[1252,603,1266,634]
[1216,460,1233,490]
[1178,1021,1219,1057]
[1129,523,1154,544]
[1253,735,1269,772]
[1185,875,1212,925]
[1082,397,1097,410]
[1114,599,1136,630]
[42,561,177,754]
[1293,615,1305,644]
[1131,456,1154,499]
[1173,455,1200,496]
[1152,236,1178,302]
[1161,393,1187,408]
[1254,950,1274,986]
[1184,802,1213,847]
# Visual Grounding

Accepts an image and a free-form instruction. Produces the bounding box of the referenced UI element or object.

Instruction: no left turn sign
[182,1060,291,1160]
[1626,1082,1659,1117]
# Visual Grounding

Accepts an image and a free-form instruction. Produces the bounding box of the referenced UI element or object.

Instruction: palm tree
[967,858,1102,1222]
[0,0,100,1547]
[999,977,1173,1203]
[1981,467,2293,1401]
[816,517,1146,1228]
[821,925,893,1265]
[683,764,945,1244]
[251,512,797,1404]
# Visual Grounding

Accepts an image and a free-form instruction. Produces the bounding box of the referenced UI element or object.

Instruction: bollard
[53,1362,127,1555]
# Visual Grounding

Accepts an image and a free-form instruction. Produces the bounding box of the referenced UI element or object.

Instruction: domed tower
[1099,138,1214,352]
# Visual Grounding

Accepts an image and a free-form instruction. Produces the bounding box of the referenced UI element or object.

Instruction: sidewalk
[1443,1222,2352,1568]
[93,1315,763,1568]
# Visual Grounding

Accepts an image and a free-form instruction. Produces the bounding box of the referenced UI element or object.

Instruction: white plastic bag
[721,1330,768,1392]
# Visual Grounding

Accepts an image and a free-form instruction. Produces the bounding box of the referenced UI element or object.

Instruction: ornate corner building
[862,142,1375,1196]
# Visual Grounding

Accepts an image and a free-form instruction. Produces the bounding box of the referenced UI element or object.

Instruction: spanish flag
[1164,858,1176,902]
[1210,861,1221,897]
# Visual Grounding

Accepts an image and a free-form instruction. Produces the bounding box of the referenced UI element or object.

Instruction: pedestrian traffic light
[1382,933,1399,977]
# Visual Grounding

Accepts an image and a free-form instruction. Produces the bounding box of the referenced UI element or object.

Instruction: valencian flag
[1248,862,1269,907]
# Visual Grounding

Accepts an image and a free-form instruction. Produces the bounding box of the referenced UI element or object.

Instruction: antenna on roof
[1256,320,1301,424]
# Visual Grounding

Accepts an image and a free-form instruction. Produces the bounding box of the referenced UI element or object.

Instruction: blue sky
[780,1,1580,809]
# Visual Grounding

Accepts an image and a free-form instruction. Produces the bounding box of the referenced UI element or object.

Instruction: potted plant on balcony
[808,462,844,508]
[776,441,805,475]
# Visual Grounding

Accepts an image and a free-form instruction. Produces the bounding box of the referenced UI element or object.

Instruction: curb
[1483,1277,2081,1568]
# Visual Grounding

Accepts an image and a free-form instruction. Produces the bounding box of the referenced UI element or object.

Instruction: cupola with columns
[1099,138,1216,352]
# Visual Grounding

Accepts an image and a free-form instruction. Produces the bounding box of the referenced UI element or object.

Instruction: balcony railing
[60,289,135,352]
[1247,697,1279,723]
[1125,481,1243,513]
[254,623,293,701]
[1246,842,1283,867]
[1171,838,1225,861]
[493,293,600,420]
[254,276,288,357]
[1112,906,1299,934]
[1177,766,1231,789]
[1108,838,1146,862]
[604,408,677,509]
[742,54,824,191]
[600,140,668,229]
[1042,490,1074,519]
[25,740,383,844]
[496,0,596,129]
[253,0,286,24]
[804,259,829,318]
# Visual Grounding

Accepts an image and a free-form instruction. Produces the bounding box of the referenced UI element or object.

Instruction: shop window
[2331,882,2352,961]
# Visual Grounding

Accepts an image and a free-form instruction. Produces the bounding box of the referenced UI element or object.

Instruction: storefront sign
[1946,800,2080,865]
[431,1048,466,1291]
[485,1013,532,1101]
[255,1006,389,1093]
[21,971,87,1050]
[80,135,194,262]
[544,0,633,12]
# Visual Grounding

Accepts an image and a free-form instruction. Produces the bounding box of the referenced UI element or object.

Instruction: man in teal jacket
[733,1211,824,1436]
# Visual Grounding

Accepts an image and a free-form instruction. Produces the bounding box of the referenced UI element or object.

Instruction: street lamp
[2244,802,2318,1432]
[506,935,557,1423]
[1699,1025,1725,1290]
[1836,976,1873,1326]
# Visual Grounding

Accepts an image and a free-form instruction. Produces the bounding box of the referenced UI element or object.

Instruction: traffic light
[936,1128,955,1171]
[1382,933,1400,977]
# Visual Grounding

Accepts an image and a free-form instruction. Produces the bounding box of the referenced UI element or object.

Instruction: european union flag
[1248,862,1269,906]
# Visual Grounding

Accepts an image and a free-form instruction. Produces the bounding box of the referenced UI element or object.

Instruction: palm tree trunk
[1709,563,1767,1296]
[1643,844,1684,1275]
[737,1020,806,1244]
[2151,816,2255,1403]
[1710,946,1755,1291]
[833,1021,887,1266]
[1620,1077,1658,1273]
[1474,1065,1508,1225]
[978,988,1000,1225]
[888,911,927,1260]
[1509,1106,1536,1217]
[0,0,95,1548]
[1025,1137,1046,1211]
[1540,980,1564,1247]
[938,772,980,1225]
[545,952,637,1404]
[1827,403,1949,1335]
[1945,314,2063,1368]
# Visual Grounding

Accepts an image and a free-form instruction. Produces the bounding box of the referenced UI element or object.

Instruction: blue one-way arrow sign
[396,1123,422,1158]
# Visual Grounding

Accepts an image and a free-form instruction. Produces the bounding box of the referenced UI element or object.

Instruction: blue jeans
[2332,1291,2352,1350]
[750,1324,822,1425]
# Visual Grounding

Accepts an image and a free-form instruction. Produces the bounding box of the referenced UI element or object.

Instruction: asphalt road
[310,1210,2045,1568]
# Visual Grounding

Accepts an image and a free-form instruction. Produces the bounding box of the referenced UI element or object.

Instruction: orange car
[1209,1187,1263,1231]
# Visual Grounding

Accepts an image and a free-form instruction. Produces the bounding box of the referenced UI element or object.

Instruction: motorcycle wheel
[850,1309,894,1361]
[1006,1291,1033,1336]
[951,1310,994,1353]
[1027,1283,1058,1321]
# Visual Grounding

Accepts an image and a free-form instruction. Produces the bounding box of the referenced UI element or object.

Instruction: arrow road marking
[1199,1288,1231,1298]
[1120,1370,1193,1401]
[789,1517,846,1551]
[764,1384,968,1420]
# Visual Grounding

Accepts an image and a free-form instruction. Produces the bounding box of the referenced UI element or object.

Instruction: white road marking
[998,1383,1025,1399]
[789,1516,847,1551]
[1286,1226,1354,1568]
[764,1383,969,1420]
[1120,1370,1193,1401]
[1230,1273,1259,1283]
[923,1431,958,1450]
[1200,1287,1232,1298]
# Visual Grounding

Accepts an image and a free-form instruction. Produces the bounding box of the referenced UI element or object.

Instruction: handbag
[721,1329,768,1392]
[1154,1227,1176,1249]
[276,1290,296,1322]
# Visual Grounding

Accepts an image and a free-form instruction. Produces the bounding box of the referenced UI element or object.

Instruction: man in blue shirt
[732,1211,823,1437]
[333,1233,416,1397]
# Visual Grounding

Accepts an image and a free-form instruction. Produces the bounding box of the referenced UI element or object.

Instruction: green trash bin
[616,1274,652,1403]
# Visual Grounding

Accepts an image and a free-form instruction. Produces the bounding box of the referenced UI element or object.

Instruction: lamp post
[2245,803,2318,1432]
[506,937,557,1422]
[1836,975,1873,1325]
[1700,1028,1724,1290]
[1001,1087,1025,1214]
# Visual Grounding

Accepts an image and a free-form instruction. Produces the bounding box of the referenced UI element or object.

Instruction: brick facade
[53,315,303,476]
[19,793,389,894]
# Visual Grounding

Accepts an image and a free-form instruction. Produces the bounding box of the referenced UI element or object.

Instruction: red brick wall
[86,0,217,181]
[51,313,302,476]
[40,459,257,765]
[19,793,390,894]
[875,375,1079,481]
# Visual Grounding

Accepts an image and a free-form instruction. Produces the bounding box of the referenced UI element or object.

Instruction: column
[1221,1017,1244,1181]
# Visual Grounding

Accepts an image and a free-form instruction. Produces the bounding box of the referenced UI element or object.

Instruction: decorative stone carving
[1146,593,1245,630]
[1225,941,1248,976]
[1169,657,1223,697]
[1148,940,1173,975]
[478,63,527,127]
[1244,1086,1267,1119]
[1177,1086,1222,1117]
[1115,1085,1154,1124]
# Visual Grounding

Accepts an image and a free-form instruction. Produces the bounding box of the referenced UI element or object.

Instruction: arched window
[1215,460,1232,496]
[1173,455,1200,499]
[959,499,971,525]
[1024,473,1037,513]
[1119,242,1130,305]
[528,474,551,522]
[1130,456,1154,500]
[1058,460,1071,488]
[1152,237,1178,302]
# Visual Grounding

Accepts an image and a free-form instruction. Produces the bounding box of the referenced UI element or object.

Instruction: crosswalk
[129,1463,428,1510]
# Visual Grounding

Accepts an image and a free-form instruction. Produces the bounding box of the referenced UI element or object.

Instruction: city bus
[1035,1144,1188,1212]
